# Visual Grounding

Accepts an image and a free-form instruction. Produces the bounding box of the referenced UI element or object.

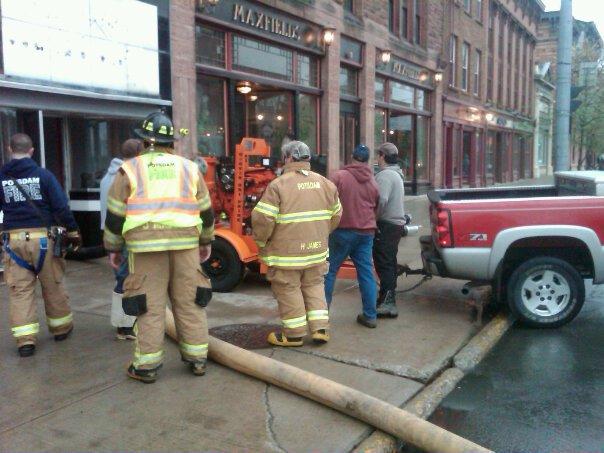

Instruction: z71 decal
[469,233,488,241]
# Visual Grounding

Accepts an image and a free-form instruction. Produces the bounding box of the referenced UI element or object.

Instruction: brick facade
[171,0,545,191]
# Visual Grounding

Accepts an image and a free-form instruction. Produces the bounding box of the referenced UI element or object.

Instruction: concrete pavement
[0,196,488,452]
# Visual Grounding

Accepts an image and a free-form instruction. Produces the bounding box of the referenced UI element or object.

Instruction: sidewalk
[0,197,484,452]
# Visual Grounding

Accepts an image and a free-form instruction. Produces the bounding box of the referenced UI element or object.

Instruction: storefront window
[248,92,292,159]
[416,89,427,111]
[340,36,363,64]
[340,66,358,96]
[389,113,412,177]
[0,109,17,166]
[232,36,293,82]
[69,118,137,190]
[416,116,428,180]
[486,132,495,176]
[196,25,225,67]
[297,54,319,88]
[537,129,548,165]
[197,76,226,157]
[390,81,414,108]
[513,135,522,176]
[374,109,387,149]
[298,94,318,154]
[375,77,386,102]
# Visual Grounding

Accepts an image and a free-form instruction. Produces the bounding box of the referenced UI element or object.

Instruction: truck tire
[507,256,585,328]
[202,238,244,292]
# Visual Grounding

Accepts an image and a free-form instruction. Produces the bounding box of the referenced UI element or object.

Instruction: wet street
[415,282,604,452]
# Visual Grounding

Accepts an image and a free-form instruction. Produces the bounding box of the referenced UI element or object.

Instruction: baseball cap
[377,142,399,157]
[352,144,370,162]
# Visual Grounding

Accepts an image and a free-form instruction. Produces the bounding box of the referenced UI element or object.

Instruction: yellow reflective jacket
[251,161,342,269]
[103,147,214,253]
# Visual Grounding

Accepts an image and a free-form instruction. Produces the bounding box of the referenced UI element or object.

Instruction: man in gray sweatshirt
[373,142,406,318]
[100,138,142,340]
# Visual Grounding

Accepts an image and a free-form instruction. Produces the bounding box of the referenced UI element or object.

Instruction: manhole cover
[210,323,281,350]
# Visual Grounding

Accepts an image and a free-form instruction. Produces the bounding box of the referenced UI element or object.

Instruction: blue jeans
[324,229,377,320]
[114,249,129,294]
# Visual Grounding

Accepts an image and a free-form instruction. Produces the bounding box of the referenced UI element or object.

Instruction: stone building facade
[171,0,545,192]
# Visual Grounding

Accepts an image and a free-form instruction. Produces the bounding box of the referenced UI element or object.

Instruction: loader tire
[202,238,244,292]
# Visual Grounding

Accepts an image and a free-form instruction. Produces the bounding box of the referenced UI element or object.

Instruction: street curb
[353,313,515,453]
[453,313,515,373]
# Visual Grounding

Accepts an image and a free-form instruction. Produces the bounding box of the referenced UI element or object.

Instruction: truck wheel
[507,256,585,328]
[202,238,244,292]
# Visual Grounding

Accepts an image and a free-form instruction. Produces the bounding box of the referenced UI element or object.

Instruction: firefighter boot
[127,364,158,384]
[18,344,36,357]
[54,326,73,342]
[267,332,303,347]
[189,359,207,376]
[311,329,330,344]
[376,290,398,318]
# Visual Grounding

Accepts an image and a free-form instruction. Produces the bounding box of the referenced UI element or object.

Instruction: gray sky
[541,0,604,39]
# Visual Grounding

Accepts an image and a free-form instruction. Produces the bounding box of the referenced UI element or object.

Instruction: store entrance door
[339,101,359,167]
[230,83,294,160]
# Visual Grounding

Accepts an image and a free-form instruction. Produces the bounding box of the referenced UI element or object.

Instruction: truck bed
[428,185,558,203]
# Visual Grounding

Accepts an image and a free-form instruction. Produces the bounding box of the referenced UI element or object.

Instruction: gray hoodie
[375,164,406,226]
[99,158,123,229]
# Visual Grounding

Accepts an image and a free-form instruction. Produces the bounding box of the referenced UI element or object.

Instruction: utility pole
[554,0,573,171]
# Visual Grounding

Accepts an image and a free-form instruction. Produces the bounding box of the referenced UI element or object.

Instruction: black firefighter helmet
[134,111,175,145]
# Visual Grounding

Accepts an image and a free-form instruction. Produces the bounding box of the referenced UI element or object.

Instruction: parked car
[421,171,604,328]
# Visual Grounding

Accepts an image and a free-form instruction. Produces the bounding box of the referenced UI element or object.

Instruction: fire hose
[165,307,491,453]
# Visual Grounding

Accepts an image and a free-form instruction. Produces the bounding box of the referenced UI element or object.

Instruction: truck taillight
[433,207,453,248]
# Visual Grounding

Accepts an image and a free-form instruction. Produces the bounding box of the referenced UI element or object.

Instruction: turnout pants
[124,248,210,371]
[4,229,73,347]
[373,221,404,299]
[267,263,330,338]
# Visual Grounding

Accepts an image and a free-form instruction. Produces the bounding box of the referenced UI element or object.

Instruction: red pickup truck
[421,171,604,328]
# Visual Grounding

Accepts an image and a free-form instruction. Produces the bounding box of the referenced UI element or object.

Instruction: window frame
[449,35,457,88]
[461,42,470,92]
[473,49,481,96]
[463,0,471,15]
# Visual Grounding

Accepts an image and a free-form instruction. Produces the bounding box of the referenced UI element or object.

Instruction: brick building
[438,0,542,187]
[172,0,544,192]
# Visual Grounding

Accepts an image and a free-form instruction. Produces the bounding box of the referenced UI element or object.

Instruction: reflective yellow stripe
[262,250,328,267]
[133,350,164,367]
[254,202,279,218]
[179,342,209,356]
[255,240,266,248]
[276,210,332,224]
[282,315,307,329]
[307,309,329,321]
[104,229,124,246]
[12,323,40,337]
[126,237,199,252]
[107,197,127,216]
[199,196,212,211]
[331,201,342,214]
[47,313,73,328]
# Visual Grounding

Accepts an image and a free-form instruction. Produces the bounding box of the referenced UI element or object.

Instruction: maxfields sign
[232,3,301,41]
[198,0,322,51]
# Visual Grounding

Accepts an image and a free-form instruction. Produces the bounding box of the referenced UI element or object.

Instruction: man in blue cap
[324,144,380,328]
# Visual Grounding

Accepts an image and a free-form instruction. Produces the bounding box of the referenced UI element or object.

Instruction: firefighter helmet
[134,111,175,145]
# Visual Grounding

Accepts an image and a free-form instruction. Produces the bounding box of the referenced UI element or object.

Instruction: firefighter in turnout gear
[252,141,342,347]
[103,112,215,383]
[1,133,81,358]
